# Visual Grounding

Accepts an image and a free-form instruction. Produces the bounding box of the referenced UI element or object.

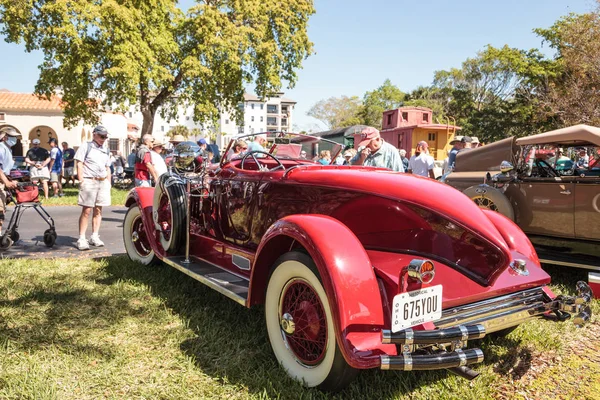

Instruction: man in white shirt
[408,141,435,179]
[150,140,168,179]
[247,133,267,153]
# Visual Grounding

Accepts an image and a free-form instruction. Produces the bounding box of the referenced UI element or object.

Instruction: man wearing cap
[134,134,158,187]
[74,125,112,250]
[351,127,404,172]
[0,127,20,237]
[470,137,481,148]
[61,142,76,187]
[408,141,435,179]
[48,138,64,197]
[25,138,51,200]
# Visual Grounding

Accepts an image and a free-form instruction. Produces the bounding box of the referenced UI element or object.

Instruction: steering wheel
[535,159,559,178]
[240,151,285,172]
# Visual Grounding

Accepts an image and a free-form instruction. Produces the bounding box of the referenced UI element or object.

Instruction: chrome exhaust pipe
[573,305,592,327]
[380,348,484,371]
[381,324,486,345]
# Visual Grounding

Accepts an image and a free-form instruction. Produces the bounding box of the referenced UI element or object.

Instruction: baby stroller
[0,182,57,250]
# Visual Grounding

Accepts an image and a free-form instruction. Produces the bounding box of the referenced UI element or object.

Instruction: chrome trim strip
[404,353,413,371]
[162,257,247,306]
[380,355,390,370]
[539,258,600,271]
[456,349,467,367]
[404,329,414,346]
[459,325,468,341]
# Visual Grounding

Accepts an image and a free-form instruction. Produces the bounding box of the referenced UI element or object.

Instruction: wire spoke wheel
[279,278,328,366]
[472,195,499,212]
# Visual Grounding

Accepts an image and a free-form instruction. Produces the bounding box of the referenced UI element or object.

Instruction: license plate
[391,285,443,332]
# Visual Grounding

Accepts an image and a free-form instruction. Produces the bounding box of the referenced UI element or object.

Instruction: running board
[162,256,249,306]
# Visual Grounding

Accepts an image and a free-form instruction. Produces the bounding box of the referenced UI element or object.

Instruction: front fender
[124,187,165,258]
[250,214,393,369]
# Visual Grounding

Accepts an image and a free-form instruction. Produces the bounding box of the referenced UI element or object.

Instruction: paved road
[1,205,127,259]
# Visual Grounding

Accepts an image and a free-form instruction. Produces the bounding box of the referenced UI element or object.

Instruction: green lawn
[0,257,597,400]
[31,185,129,207]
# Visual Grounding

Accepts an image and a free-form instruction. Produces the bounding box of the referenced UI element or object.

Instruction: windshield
[221,132,345,166]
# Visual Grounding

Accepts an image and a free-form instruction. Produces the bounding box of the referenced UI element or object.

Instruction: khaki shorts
[50,172,61,182]
[30,166,50,181]
[0,182,6,215]
[78,178,111,207]
[63,167,74,177]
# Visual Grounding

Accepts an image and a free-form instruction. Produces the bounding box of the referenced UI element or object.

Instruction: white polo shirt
[74,141,111,179]
[408,153,435,177]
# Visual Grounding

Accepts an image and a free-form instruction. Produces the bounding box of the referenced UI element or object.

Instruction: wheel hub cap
[132,231,139,243]
[280,312,295,334]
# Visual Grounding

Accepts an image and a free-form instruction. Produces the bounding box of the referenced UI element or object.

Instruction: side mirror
[500,161,514,174]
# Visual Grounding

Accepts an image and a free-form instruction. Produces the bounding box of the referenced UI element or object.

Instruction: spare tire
[463,184,515,221]
[153,174,187,253]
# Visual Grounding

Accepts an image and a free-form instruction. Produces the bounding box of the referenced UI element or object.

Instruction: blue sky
[0,0,594,131]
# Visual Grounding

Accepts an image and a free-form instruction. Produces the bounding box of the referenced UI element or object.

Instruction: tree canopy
[306,95,361,129]
[0,0,315,135]
[357,79,405,129]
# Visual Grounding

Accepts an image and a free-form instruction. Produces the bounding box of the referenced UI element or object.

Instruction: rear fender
[250,214,392,369]
[124,187,165,258]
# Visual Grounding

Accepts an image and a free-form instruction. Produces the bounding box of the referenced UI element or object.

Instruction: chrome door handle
[560,190,571,195]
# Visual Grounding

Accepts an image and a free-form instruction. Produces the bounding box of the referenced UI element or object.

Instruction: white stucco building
[0,89,296,154]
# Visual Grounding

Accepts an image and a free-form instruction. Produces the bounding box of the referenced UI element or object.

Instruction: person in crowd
[48,138,64,197]
[408,141,435,179]
[399,149,409,171]
[351,127,404,172]
[134,134,158,187]
[333,150,345,165]
[461,136,473,150]
[74,125,112,250]
[247,133,268,153]
[25,138,51,199]
[197,138,208,152]
[225,139,248,161]
[127,148,136,168]
[447,135,464,172]
[471,137,481,148]
[0,127,20,237]
[576,147,590,169]
[207,142,221,163]
[150,140,168,180]
[299,150,307,159]
[114,151,126,175]
[61,142,76,187]
[317,150,331,165]
[343,149,357,165]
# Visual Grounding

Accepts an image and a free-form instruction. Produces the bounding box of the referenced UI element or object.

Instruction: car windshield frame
[220,131,345,167]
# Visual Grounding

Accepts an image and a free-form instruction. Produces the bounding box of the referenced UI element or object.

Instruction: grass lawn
[30,185,129,207]
[0,257,597,400]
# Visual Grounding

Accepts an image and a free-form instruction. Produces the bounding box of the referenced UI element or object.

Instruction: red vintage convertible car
[122,133,592,391]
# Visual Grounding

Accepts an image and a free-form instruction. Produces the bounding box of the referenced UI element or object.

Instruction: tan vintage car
[443,124,600,271]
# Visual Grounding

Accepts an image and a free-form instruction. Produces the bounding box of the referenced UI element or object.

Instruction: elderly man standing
[0,127,20,238]
[25,138,51,199]
[134,134,158,187]
[351,127,404,172]
[74,125,112,250]
[247,133,268,153]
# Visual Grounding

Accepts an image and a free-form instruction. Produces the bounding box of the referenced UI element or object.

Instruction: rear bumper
[379,282,593,374]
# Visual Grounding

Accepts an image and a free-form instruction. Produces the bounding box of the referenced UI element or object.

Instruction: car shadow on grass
[97,256,542,399]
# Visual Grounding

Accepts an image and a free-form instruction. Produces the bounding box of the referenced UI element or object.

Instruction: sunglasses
[96,134,108,139]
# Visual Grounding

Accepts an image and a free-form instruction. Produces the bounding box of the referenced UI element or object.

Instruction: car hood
[284,166,517,284]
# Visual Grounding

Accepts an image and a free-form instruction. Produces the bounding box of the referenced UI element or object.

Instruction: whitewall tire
[265,252,357,391]
[123,204,158,266]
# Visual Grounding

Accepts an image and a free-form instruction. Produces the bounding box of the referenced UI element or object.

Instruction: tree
[166,125,190,139]
[0,0,314,135]
[357,79,405,128]
[534,6,600,126]
[306,95,361,129]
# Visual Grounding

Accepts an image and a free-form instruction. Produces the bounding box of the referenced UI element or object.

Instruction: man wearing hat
[48,138,64,198]
[74,125,112,250]
[447,135,465,172]
[351,127,404,172]
[25,137,51,200]
[408,141,435,179]
[150,139,168,179]
[0,127,20,237]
